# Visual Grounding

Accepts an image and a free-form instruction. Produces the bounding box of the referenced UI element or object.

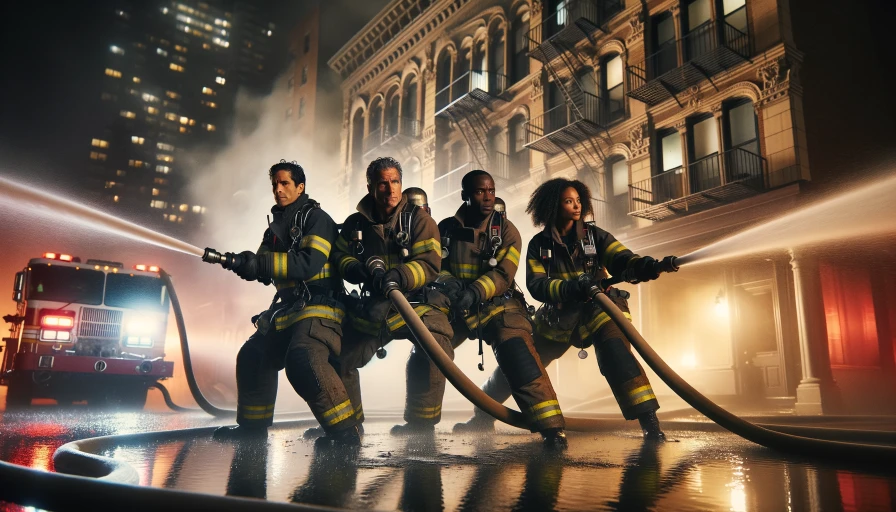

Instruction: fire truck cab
[1,252,174,408]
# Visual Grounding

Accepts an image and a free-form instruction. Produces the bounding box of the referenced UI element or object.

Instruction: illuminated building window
[133,76,141,83]
[105,181,115,189]
[110,45,124,55]
[166,91,180,99]
[267,30,272,37]
[179,204,188,212]
[156,165,170,174]
[202,101,217,108]
[128,159,145,168]
[175,44,187,52]
[169,63,184,72]
[116,170,126,176]
[202,86,215,95]
[105,68,122,78]
[215,76,225,85]
[165,112,178,121]
[154,177,168,185]
[152,188,160,196]
[131,136,145,144]
[157,154,174,163]
[179,116,189,124]
[90,152,107,161]
[162,6,168,14]
[202,43,211,50]
[157,48,168,57]
[91,138,109,148]
[120,110,136,119]
[179,126,188,133]
[151,200,168,209]
[157,142,175,151]
[142,93,158,103]
[113,195,120,202]
[204,123,216,132]
[116,9,129,19]
[146,106,159,115]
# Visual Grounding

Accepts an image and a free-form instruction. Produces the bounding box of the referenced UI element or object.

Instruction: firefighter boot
[314,425,362,447]
[541,428,568,450]
[390,423,436,436]
[213,425,267,441]
[304,424,364,439]
[452,414,496,434]
[638,411,666,442]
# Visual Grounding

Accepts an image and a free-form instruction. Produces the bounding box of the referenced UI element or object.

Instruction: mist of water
[677,173,896,266]
[0,176,203,258]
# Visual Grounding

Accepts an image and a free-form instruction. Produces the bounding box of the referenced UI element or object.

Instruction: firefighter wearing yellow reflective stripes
[333,157,454,435]
[214,160,360,445]
[462,178,668,441]
[439,170,567,448]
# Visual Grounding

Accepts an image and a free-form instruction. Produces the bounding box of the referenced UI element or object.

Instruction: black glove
[232,251,259,281]
[344,262,369,285]
[632,256,660,282]
[374,269,403,296]
[438,278,464,303]
[563,279,592,301]
[453,287,480,314]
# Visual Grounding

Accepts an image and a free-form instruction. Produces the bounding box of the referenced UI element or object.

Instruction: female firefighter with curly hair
[455,178,672,440]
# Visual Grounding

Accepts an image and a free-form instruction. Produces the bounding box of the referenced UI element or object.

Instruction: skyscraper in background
[86,1,284,234]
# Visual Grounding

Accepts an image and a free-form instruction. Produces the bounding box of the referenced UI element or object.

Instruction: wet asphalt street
[2,399,896,512]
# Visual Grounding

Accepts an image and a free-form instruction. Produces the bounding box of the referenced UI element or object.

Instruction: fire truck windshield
[28,265,105,305]
[104,273,169,312]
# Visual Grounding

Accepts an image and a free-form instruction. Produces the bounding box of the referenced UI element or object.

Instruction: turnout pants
[235,317,359,433]
[472,295,659,422]
[452,307,565,432]
[339,309,455,426]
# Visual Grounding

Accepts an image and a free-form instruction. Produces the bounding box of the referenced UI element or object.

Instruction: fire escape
[435,70,510,176]
[525,0,623,203]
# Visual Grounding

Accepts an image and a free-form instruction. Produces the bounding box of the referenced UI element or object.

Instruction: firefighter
[333,156,454,434]
[456,178,671,440]
[439,170,567,448]
[404,187,431,214]
[214,160,361,445]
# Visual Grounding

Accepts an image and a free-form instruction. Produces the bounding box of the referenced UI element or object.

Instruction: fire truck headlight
[40,329,73,342]
[125,336,154,348]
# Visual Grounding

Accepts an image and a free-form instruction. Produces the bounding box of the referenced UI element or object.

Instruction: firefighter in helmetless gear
[214,160,361,446]
[439,170,567,448]
[457,178,672,441]
[333,157,455,435]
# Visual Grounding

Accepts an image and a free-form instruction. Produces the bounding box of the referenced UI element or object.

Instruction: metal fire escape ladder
[445,104,491,171]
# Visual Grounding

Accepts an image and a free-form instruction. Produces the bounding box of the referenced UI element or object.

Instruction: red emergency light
[134,264,160,272]
[42,252,80,262]
[40,311,75,329]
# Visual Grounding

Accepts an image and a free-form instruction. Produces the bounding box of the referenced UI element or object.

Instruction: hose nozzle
[366,256,386,278]
[201,247,241,269]
[656,255,680,274]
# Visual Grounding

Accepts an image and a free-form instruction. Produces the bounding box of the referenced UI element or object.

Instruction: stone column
[788,249,839,414]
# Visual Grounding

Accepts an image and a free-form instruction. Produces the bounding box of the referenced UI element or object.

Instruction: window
[105,68,122,78]
[191,205,202,213]
[142,93,158,103]
[724,0,748,33]
[216,76,225,85]
[157,47,168,57]
[650,12,677,78]
[204,123,216,131]
[157,142,175,151]
[132,76,141,84]
[165,112,178,121]
[157,154,174,163]
[120,110,136,119]
[655,130,684,202]
[166,90,180,99]
[90,152,107,161]
[154,177,168,185]
[403,80,419,127]
[116,170,126,177]
[131,136,145,144]
[202,100,217,108]
[602,54,624,123]
[169,63,184,72]
[110,45,125,55]
[179,204,189,212]
[202,87,215,95]
[512,17,529,83]
[156,165,170,174]
[303,33,310,54]
[152,188,160,196]
[508,115,529,176]
[146,106,159,115]
[684,0,713,61]
[104,181,116,188]
[301,65,308,85]
[688,115,721,192]
[175,44,187,53]
[659,130,683,173]
[129,159,145,168]
[723,98,761,182]
[150,200,168,209]
[298,98,305,118]
[91,138,109,148]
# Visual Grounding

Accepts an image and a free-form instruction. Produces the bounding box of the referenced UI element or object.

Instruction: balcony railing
[528,0,623,61]
[435,70,508,114]
[492,151,510,180]
[433,162,472,202]
[626,16,751,106]
[525,91,607,154]
[362,117,422,155]
[628,147,767,220]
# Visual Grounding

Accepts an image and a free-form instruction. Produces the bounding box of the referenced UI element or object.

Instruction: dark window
[512,19,529,83]
[105,274,169,312]
[301,65,308,85]
[298,98,305,118]
[650,12,677,79]
[723,98,762,183]
[303,33,310,54]
[489,30,505,92]
[28,265,104,305]
[508,115,529,176]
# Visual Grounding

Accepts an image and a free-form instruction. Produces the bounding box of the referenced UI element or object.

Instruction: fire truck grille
[79,308,123,339]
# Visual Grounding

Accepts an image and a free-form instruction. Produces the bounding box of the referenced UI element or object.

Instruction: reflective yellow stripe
[454,263,479,279]
[578,311,632,339]
[410,405,442,419]
[535,321,572,343]
[242,412,274,419]
[464,304,505,330]
[410,238,440,257]
[387,304,432,331]
[530,400,559,412]
[533,408,563,421]
[474,275,496,299]
[322,399,352,418]
[307,263,331,282]
[275,305,345,330]
[406,261,426,289]
[602,241,628,268]
[547,279,564,301]
[439,270,454,278]
[322,399,355,426]
[300,234,332,258]
[275,280,298,290]
[354,406,364,420]
[240,403,275,420]
[338,256,360,276]
[528,259,546,274]
[271,252,288,279]
[497,246,520,266]
[626,385,657,406]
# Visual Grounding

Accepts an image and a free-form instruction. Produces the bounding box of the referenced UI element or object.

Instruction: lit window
[146,106,159,115]
[215,76,225,85]
[90,152,107,161]
[201,206,207,214]
[116,170,126,176]
[267,30,272,36]
[151,200,168,209]
[179,126,187,133]
[150,188,159,196]
[110,45,125,55]
[192,205,202,213]
[105,181,116,188]
[113,195,120,202]
[175,45,187,53]
[157,48,168,57]
[105,68,122,78]
[156,165,170,174]
[157,142,175,151]
[131,136,145,144]
[133,77,141,83]
[91,138,109,148]
[166,90,180,99]
[142,93,158,103]
[157,154,174,163]
[179,204,188,212]
[120,110,136,119]
[154,177,168,185]
[202,101,217,108]
[165,112,178,121]
[116,9,129,19]
[162,7,168,14]
[202,43,211,50]
[202,87,215,95]
[179,116,189,125]
[128,159,145,168]
[169,63,184,72]
[205,123,216,132]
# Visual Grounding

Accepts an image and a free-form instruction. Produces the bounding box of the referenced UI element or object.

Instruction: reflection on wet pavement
[2,408,896,511]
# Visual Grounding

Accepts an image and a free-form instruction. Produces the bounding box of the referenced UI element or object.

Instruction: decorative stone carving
[530,74,544,100]
[628,123,649,158]
[423,138,436,166]
[684,85,702,109]
[423,45,435,83]
[758,56,795,104]
[626,10,644,45]
[531,0,542,15]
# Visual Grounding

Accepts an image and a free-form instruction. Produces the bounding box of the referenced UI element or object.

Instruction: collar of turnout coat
[269,193,310,219]
[451,203,496,231]
[540,218,587,247]
[356,193,409,227]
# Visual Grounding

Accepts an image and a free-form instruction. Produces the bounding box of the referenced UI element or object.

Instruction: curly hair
[269,160,305,186]
[366,156,403,185]
[526,178,592,227]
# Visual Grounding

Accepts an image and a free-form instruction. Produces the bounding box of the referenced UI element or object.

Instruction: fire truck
[1,252,174,408]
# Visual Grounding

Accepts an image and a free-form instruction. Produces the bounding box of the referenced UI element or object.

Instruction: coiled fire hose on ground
[386,288,896,464]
